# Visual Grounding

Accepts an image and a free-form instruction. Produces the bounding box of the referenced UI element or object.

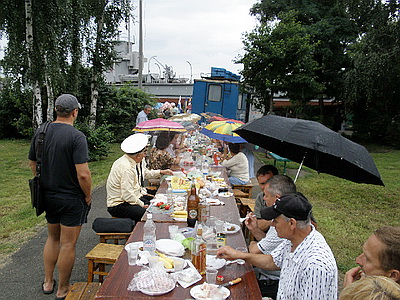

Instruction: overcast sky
[128,0,259,80]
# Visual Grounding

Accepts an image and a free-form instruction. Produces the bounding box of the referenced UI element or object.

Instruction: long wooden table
[95,222,262,299]
[95,165,262,299]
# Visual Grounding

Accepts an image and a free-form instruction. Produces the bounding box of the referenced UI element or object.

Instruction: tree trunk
[319,96,325,124]
[268,91,274,114]
[89,4,106,129]
[90,71,98,129]
[25,0,42,128]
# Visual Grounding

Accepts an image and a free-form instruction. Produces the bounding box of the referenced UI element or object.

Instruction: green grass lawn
[1,139,399,277]
[0,140,123,264]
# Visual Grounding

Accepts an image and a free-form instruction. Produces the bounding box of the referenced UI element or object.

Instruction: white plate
[223,223,241,234]
[206,255,226,269]
[218,192,233,197]
[163,257,188,272]
[190,284,230,300]
[137,278,176,296]
[156,239,185,257]
[206,198,223,205]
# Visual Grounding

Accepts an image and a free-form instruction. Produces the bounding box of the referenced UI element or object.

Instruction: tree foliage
[237,11,323,114]
[0,0,132,128]
[244,0,358,122]
[97,85,157,142]
[343,0,400,145]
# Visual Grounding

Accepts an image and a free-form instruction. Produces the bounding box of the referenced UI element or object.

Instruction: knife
[219,277,242,288]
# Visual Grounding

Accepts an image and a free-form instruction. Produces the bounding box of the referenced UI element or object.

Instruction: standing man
[343,226,400,288]
[136,104,152,125]
[28,94,92,299]
[217,194,338,299]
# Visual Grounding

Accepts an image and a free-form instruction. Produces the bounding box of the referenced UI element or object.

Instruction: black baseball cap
[261,193,312,220]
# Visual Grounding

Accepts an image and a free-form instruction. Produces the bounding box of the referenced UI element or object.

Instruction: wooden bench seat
[85,243,124,283]
[96,232,131,245]
[65,282,101,300]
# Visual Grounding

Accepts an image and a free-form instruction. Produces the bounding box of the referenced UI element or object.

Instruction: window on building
[237,93,243,110]
[208,84,222,102]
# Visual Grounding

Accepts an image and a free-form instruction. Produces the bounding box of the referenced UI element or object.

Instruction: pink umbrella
[133,118,186,132]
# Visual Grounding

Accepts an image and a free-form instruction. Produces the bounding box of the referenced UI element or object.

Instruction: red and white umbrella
[133,118,186,132]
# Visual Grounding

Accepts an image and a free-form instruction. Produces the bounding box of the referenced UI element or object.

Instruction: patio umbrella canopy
[169,113,201,123]
[234,115,384,186]
[133,118,186,133]
[200,120,247,143]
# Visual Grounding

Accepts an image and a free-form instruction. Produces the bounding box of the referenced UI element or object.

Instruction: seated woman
[220,143,250,185]
[148,133,181,170]
[106,134,173,222]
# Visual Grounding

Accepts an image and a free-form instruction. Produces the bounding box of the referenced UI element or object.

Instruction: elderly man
[343,226,400,288]
[136,104,152,125]
[217,194,338,300]
[106,133,172,222]
[245,174,294,299]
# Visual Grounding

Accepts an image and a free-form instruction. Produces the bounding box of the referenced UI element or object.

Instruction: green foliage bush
[76,119,114,161]
[0,81,33,138]
[97,84,157,142]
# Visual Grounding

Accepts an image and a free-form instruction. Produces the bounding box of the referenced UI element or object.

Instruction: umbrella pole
[294,152,307,183]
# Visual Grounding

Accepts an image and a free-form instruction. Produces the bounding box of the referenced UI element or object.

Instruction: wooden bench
[65,282,101,300]
[236,197,256,243]
[85,243,124,283]
[96,232,131,245]
[232,184,253,198]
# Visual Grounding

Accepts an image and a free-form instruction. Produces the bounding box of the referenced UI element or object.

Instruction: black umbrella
[234,115,384,186]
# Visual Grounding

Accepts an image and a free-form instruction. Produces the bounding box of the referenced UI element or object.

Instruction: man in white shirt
[136,104,152,125]
[246,174,296,299]
[217,194,338,300]
[106,133,172,222]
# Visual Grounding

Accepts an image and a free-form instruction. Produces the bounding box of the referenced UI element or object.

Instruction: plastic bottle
[143,213,156,255]
[187,179,200,227]
[215,219,226,248]
[191,224,207,275]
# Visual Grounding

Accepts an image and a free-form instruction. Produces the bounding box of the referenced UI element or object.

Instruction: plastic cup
[206,268,218,284]
[206,241,219,256]
[168,225,179,239]
[148,256,161,268]
[173,258,185,271]
[127,245,139,265]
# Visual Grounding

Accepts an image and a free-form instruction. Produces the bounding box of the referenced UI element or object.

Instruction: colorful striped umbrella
[200,120,247,143]
[133,118,186,132]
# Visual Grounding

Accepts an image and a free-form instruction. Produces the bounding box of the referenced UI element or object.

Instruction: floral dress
[148,148,174,170]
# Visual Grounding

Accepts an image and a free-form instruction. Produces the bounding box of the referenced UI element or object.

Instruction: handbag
[29,121,50,216]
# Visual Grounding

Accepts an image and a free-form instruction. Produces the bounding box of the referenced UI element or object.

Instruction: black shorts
[44,194,90,227]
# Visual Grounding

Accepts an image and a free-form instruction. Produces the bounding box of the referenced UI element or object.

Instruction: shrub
[76,119,114,161]
[97,85,157,142]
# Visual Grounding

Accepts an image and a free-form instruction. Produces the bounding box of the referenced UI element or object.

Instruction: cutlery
[239,216,249,223]
[218,277,242,288]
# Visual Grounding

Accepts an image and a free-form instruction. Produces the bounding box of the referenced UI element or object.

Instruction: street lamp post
[148,56,157,73]
[186,60,193,83]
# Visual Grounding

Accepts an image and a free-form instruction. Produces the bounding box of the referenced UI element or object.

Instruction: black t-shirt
[28,122,89,198]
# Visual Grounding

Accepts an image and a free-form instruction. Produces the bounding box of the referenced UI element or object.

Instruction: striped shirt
[257,226,284,280]
[271,226,338,300]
